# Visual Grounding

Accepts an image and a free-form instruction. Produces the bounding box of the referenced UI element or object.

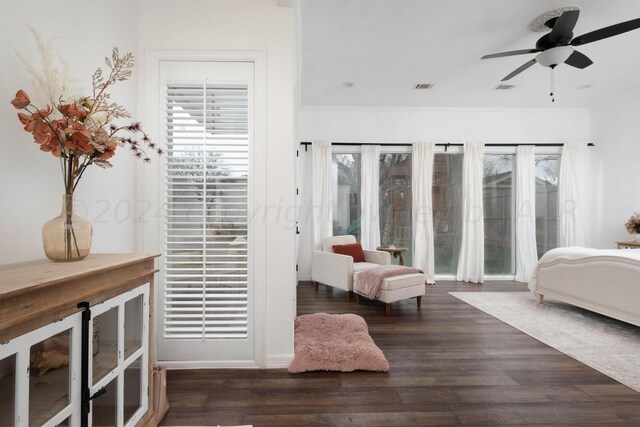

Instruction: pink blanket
[355,265,423,299]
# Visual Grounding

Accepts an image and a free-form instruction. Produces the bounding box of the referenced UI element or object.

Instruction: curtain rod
[300,141,594,148]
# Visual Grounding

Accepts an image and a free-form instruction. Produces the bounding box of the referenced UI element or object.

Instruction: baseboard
[159,360,260,369]
[159,355,294,369]
[297,273,311,281]
[265,353,294,368]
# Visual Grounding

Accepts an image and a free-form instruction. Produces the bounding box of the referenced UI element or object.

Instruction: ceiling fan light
[536,46,574,67]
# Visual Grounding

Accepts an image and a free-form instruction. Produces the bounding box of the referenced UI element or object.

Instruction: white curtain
[559,142,587,247]
[312,140,333,249]
[412,142,436,284]
[361,145,381,250]
[457,142,485,283]
[515,146,538,282]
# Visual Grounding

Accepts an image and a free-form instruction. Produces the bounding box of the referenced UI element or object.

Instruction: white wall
[0,1,140,264]
[140,0,295,366]
[299,107,590,142]
[1,0,295,367]
[589,89,640,248]
[296,106,591,279]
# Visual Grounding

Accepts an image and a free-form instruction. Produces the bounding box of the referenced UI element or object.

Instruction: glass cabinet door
[91,379,118,427]
[90,284,149,427]
[29,329,72,425]
[124,295,144,361]
[93,306,119,385]
[123,356,143,425]
[0,313,81,427]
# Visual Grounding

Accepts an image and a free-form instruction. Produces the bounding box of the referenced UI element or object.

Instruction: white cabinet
[0,312,82,426]
[0,254,159,427]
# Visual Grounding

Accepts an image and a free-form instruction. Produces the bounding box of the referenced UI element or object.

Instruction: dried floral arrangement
[10,27,161,195]
[625,212,640,234]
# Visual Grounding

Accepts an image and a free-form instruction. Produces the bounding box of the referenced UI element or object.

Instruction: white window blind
[164,81,249,339]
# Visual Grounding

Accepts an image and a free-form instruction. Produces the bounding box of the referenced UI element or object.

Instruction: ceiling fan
[482,9,640,82]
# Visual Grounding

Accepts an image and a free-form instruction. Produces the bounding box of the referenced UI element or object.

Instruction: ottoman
[353,271,426,314]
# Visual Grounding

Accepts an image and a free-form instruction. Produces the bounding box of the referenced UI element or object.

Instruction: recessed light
[342,82,355,88]
[414,83,434,90]
[494,84,516,90]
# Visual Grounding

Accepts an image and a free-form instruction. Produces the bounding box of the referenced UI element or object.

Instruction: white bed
[528,247,640,327]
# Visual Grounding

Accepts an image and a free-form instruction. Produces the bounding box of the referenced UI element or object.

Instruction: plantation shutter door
[160,61,253,362]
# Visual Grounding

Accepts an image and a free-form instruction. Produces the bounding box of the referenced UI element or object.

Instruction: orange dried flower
[10,90,30,109]
[17,112,33,130]
[12,43,159,194]
[58,103,86,118]
[32,105,53,120]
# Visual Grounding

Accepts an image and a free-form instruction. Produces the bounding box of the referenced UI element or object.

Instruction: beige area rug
[450,291,640,393]
[288,313,389,373]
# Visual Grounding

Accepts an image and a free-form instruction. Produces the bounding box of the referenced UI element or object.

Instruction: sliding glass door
[379,153,412,264]
[535,154,560,258]
[483,154,515,275]
[433,153,463,275]
[332,153,361,240]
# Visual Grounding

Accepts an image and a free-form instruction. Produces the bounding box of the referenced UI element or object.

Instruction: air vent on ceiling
[494,84,516,90]
[414,83,434,90]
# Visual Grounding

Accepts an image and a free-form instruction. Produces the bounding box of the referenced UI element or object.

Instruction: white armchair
[311,235,391,301]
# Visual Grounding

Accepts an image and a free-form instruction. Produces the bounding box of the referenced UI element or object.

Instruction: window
[379,153,412,265]
[325,147,556,277]
[152,59,259,363]
[164,80,249,339]
[332,153,361,240]
[433,153,463,275]
[331,151,414,262]
[483,154,515,275]
[535,154,560,258]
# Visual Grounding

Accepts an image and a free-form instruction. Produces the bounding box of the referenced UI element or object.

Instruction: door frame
[138,49,267,368]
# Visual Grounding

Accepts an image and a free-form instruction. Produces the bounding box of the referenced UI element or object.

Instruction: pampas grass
[15,26,83,107]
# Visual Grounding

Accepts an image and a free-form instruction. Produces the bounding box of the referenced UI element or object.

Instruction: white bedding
[528,246,640,327]
[528,246,640,292]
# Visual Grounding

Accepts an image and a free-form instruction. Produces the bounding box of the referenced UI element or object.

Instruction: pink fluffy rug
[288,313,389,373]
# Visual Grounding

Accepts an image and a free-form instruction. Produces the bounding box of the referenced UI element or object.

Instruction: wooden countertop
[0,253,160,342]
[0,253,160,301]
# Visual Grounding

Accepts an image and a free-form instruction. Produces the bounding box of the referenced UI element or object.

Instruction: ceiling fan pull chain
[550,67,555,103]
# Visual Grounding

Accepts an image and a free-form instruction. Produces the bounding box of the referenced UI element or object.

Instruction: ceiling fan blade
[482,49,539,60]
[564,50,593,69]
[549,10,580,43]
[571,17,640,46]
[501,59,537,81]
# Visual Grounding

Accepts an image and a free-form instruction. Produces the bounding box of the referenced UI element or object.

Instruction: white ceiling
[299,0,640,107]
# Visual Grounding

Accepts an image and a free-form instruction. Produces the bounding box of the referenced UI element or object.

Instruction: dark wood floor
[161,281,640,426]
